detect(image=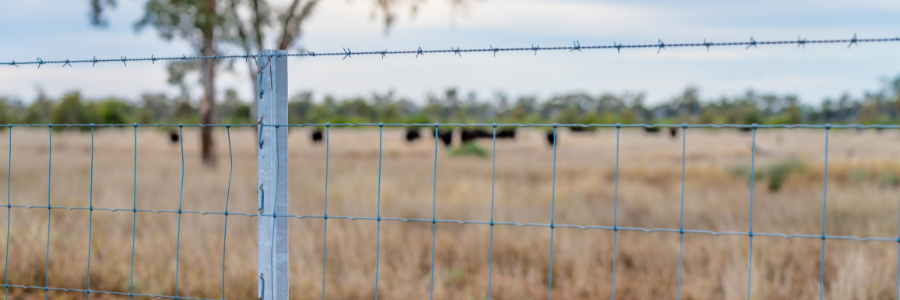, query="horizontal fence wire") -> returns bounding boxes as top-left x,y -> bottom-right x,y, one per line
2,122 -> 900,129
2,122 -> 899,300
2,36 -> 898,67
